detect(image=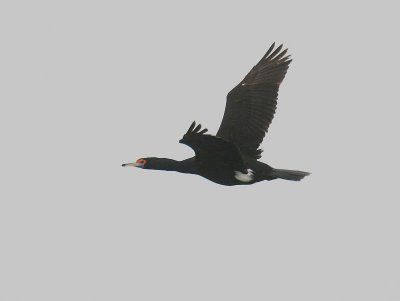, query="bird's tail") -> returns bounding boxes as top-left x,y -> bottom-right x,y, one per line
270,168 -> 310,181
